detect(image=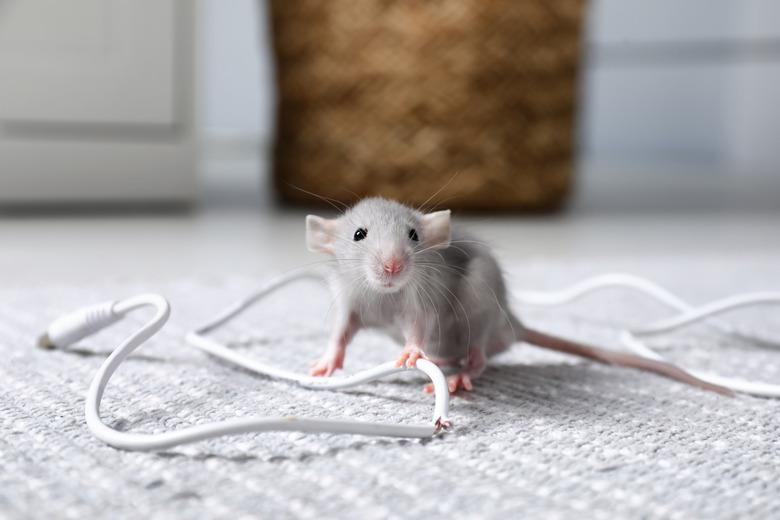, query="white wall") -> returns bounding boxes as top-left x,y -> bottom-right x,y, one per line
584,0 -> 780,175
199,0 -> 271,139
